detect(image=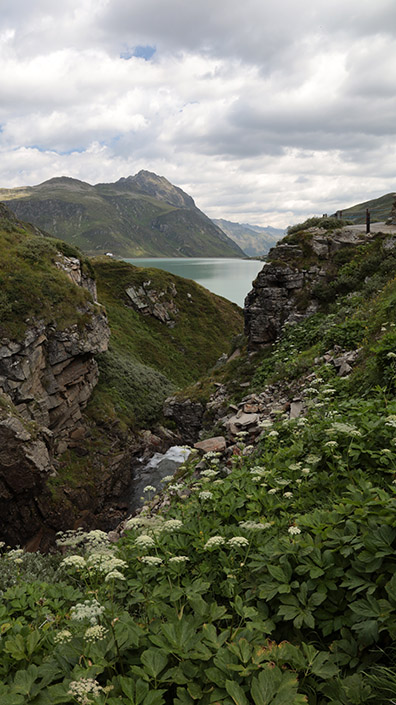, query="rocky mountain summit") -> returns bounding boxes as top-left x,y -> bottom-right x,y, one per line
0,171 -> 245,258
